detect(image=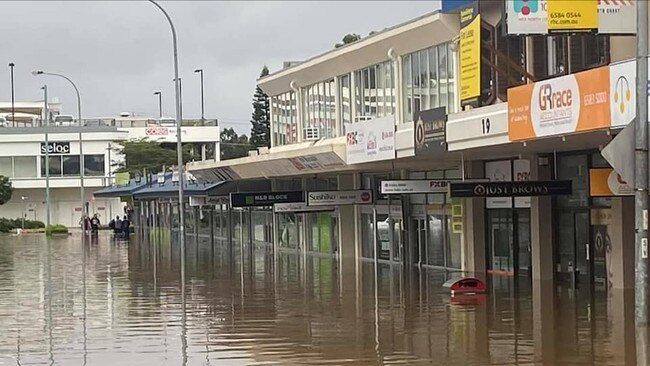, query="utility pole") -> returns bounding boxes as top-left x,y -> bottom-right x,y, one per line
635,0 -> 649,363
43,85 -> 51,227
